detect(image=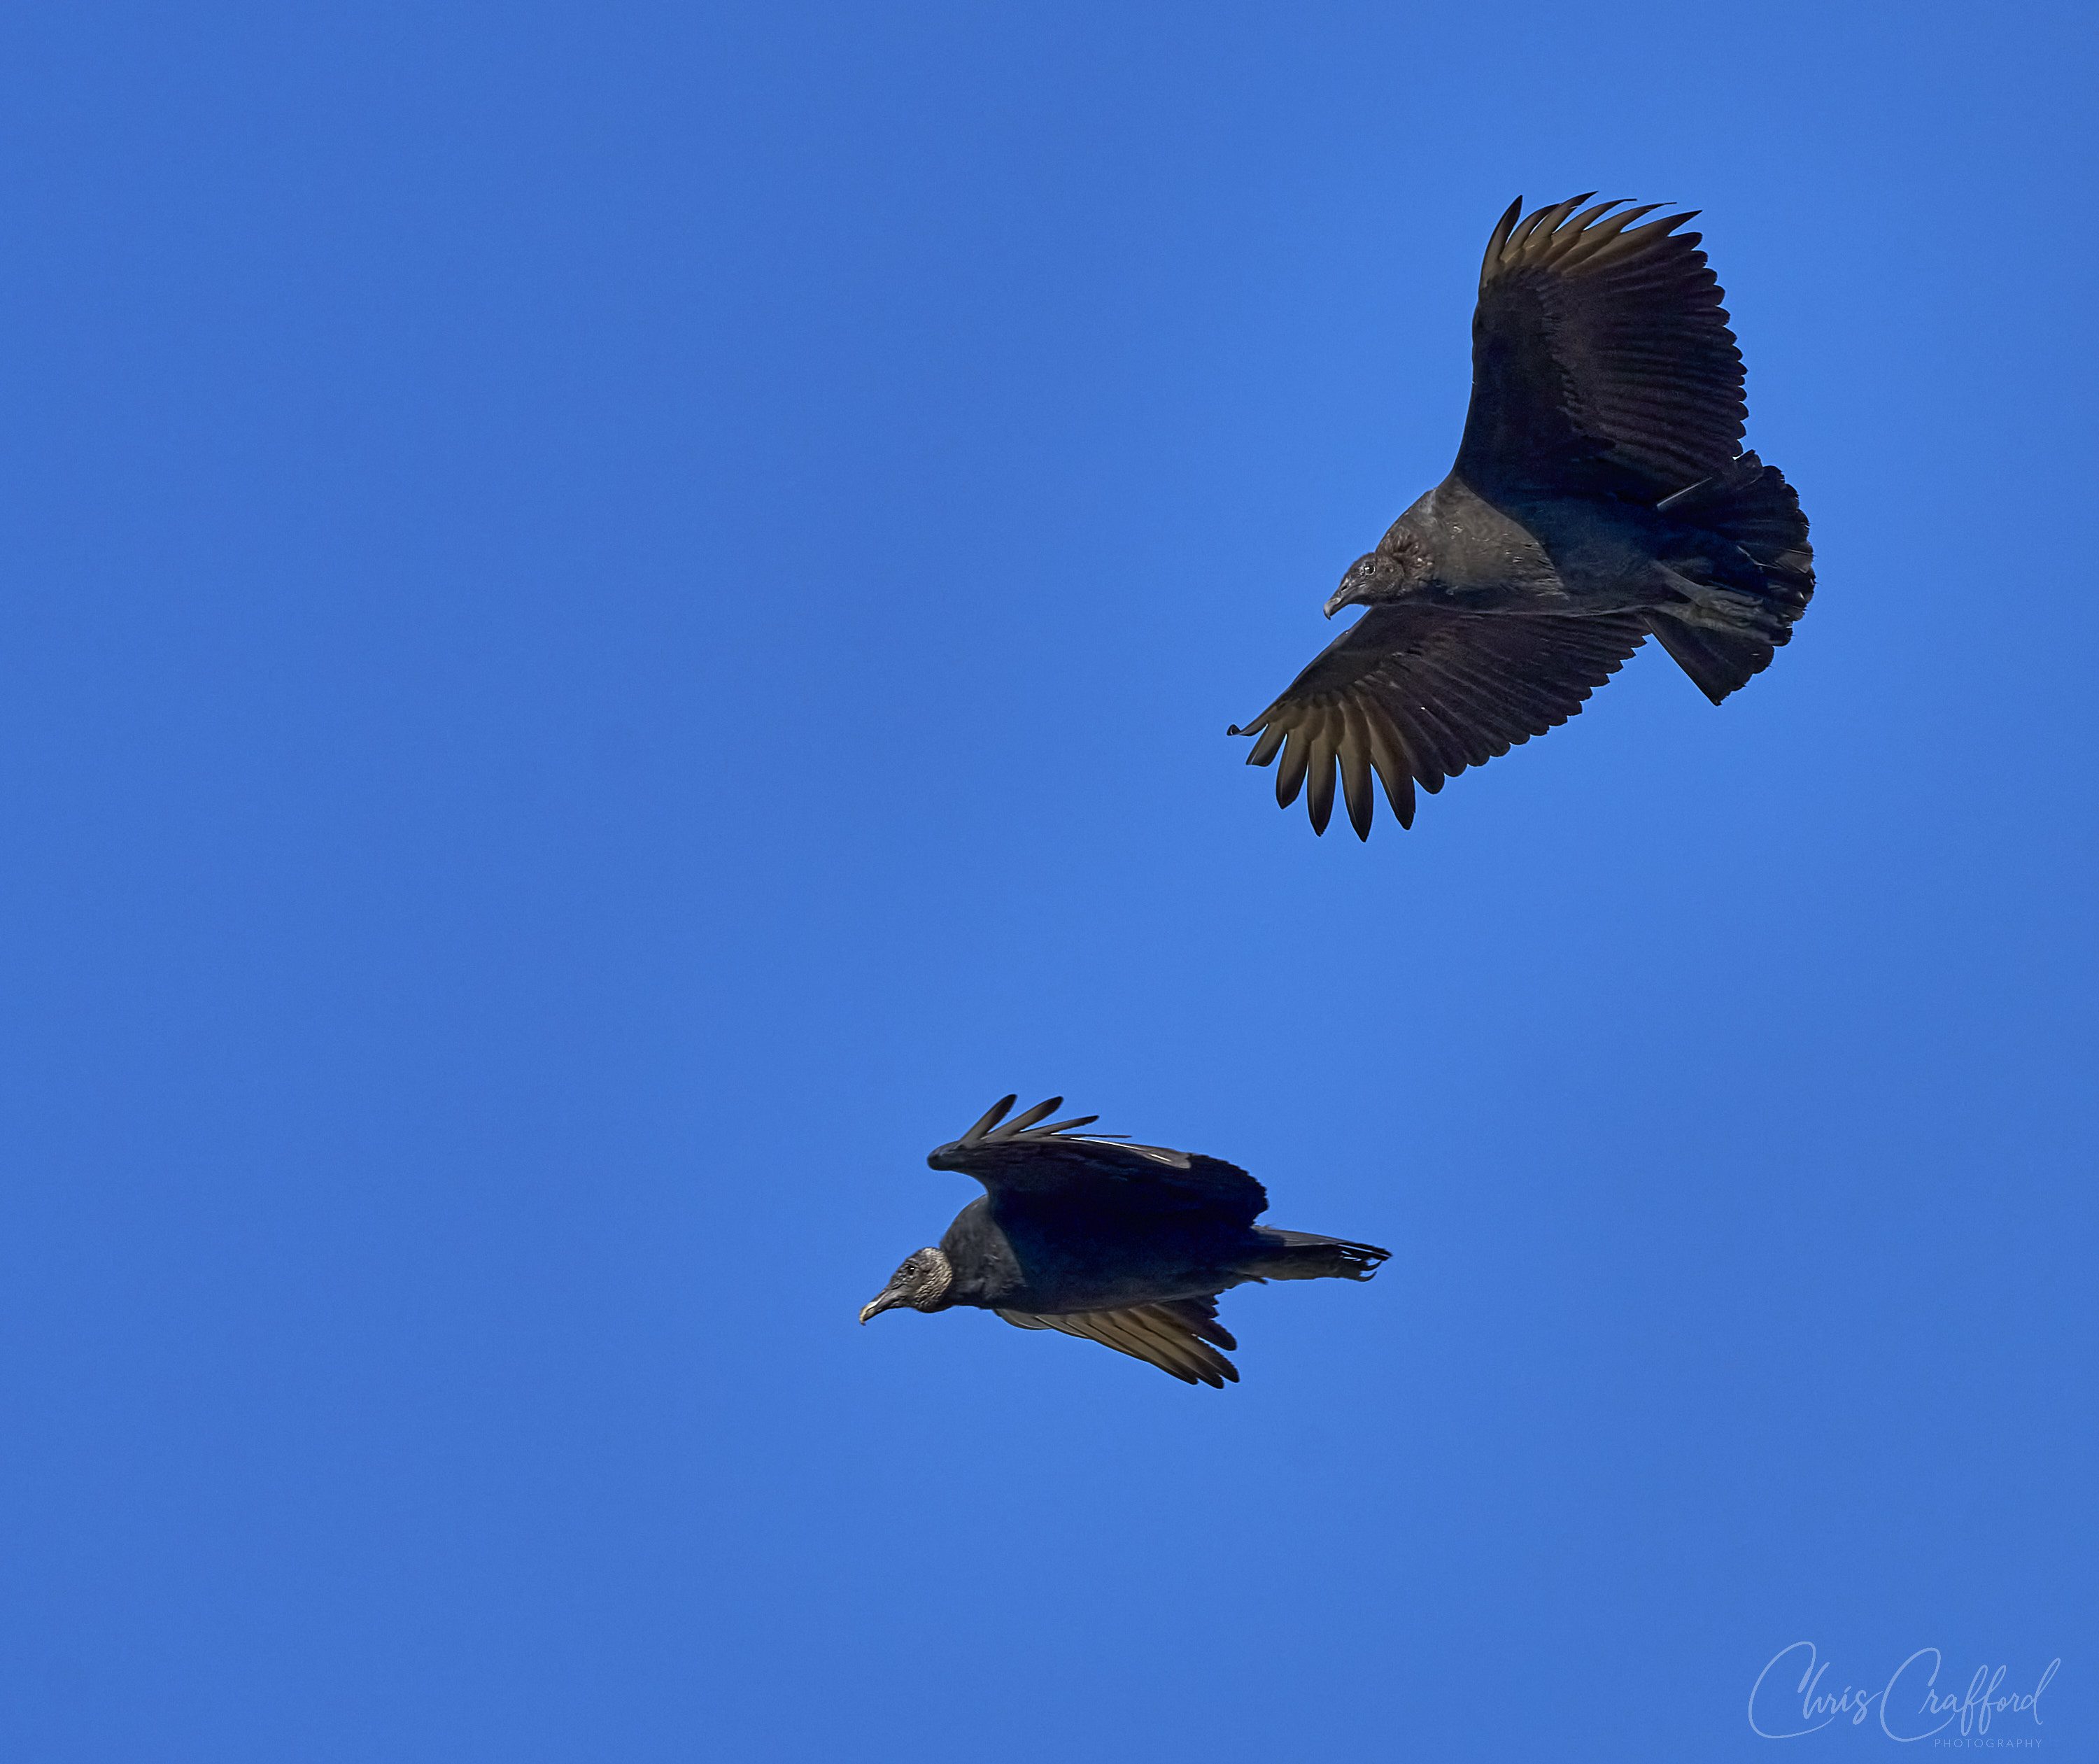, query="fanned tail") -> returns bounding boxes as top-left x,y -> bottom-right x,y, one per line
1648,451 -> 1814,704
